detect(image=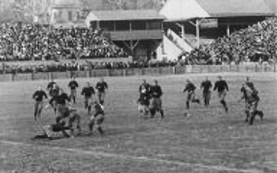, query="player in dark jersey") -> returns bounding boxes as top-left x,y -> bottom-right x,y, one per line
81,82 -> 95,114
183,80 -> 200,109
139,79 -> 151,96
68,77 -> 79,104
47,79 -> 56,95
214,76 -> 229,112
88,101 -> 105,136
96,78 -> 108,105
48,82 -> 60,112
137,93 -> 151,118
54,89 -> 71,123
200,77 -> 212,107
149,80 -> 164,119
32,86 -> 48,121
240,78 -> 264,125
